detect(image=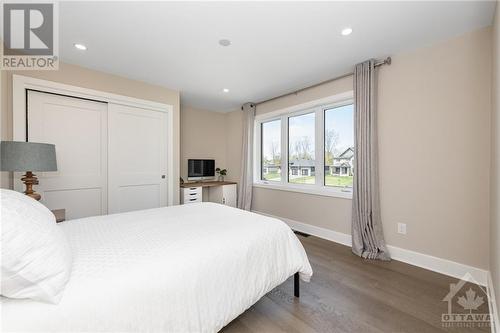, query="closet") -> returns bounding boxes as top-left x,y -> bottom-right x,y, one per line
26,90 -> 169,220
